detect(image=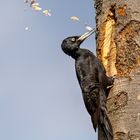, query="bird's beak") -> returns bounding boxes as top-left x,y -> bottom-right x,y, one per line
77,29 -> 95,42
